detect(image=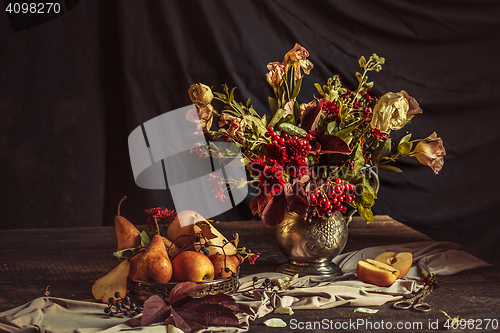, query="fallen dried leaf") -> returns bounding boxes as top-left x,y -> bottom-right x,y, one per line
263,318 -> 287,327
354,307 -> 379,314
141,295 -> 171,326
